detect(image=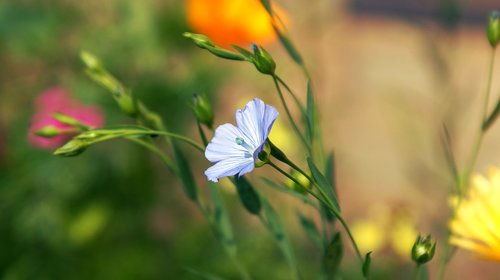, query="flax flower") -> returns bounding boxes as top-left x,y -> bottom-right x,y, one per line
186,0 -> 285,48
205,98 -> 278,182
449,167 -> 500,261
